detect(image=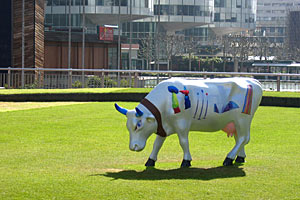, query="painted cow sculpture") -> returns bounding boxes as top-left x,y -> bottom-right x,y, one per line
115,78 -> 262,167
